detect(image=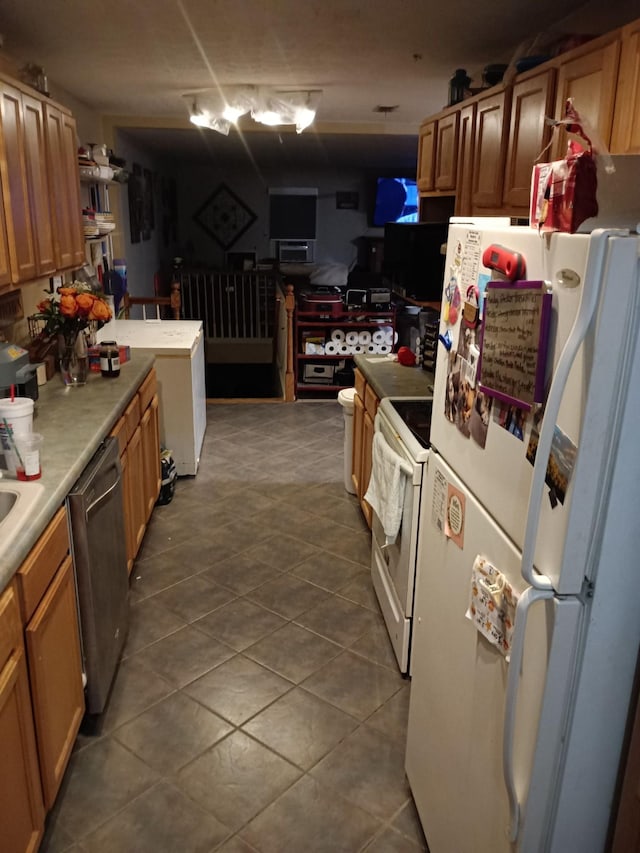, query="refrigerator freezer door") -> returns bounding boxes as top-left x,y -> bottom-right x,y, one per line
406,452 -> 584,853
431,225 -> 636,592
